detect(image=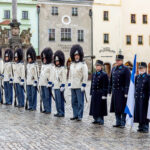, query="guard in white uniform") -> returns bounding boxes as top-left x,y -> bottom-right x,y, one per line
0,47 -> 4,104
3,49 -> 13,105
26,47 -> 39,111
39,48 -> 54,114
53,50 -> 66,117
68,45 -> 88,121
13,48 -> 25,107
